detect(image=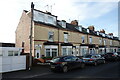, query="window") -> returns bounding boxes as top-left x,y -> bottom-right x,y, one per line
68,48 -> 72,55
62,48 -> 67,56
52,49 -> 57,57
76,27 -> 82,31
8,51 -> 13,56
81,36 -> 85,43
48,32 -> 54,42
71,56 -> 78,61
34,10 -> 57,26
58,21 -> 66,28
104,40 -> 106,45
14,51 -> 19,56
81,46 -> 88,56
45,46 -> 58,57
34,11 -> 45,22
97,32 -> 99,35
0,51 -> 3,56
99,38 -> 102,44
64,33 -> 68,43
62,21 -> 66,28
47,15 -> 54,24
110,40 -> 112,45
87,29 -> 89,33
62,46 -> 72,56
89,37 -> 92,44
64,57 -> 72,61
46,49 -> 50,57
